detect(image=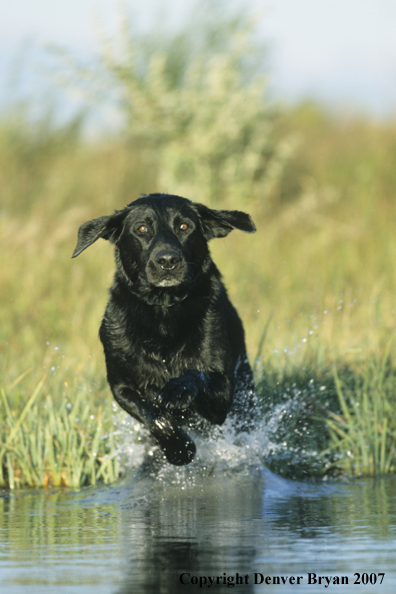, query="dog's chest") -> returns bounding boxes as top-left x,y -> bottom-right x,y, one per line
135,347 -> 196,397
137,308 -> 206,361
143,344 -> 195,376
